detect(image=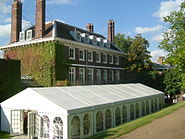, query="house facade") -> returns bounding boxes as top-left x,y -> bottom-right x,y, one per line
0,0 -> 127,87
